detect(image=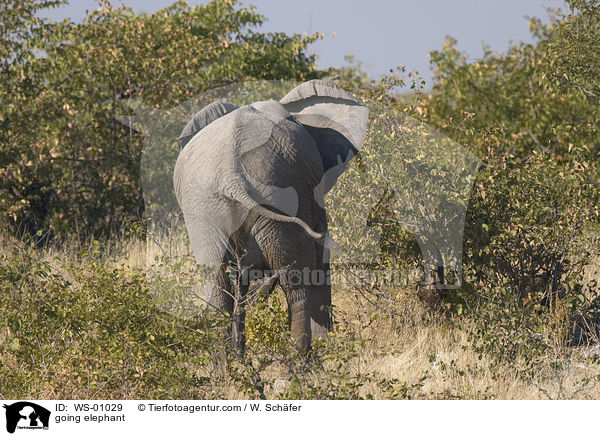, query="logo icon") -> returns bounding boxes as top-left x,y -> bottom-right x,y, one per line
3,402 -> 50,434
